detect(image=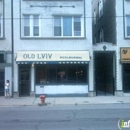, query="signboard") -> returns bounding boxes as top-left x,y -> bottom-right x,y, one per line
120,48 -> 130,62
16,51 -> 90,63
